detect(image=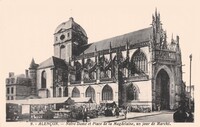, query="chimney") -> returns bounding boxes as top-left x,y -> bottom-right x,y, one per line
25,69 -> 29,78
9,72 -> 14,77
